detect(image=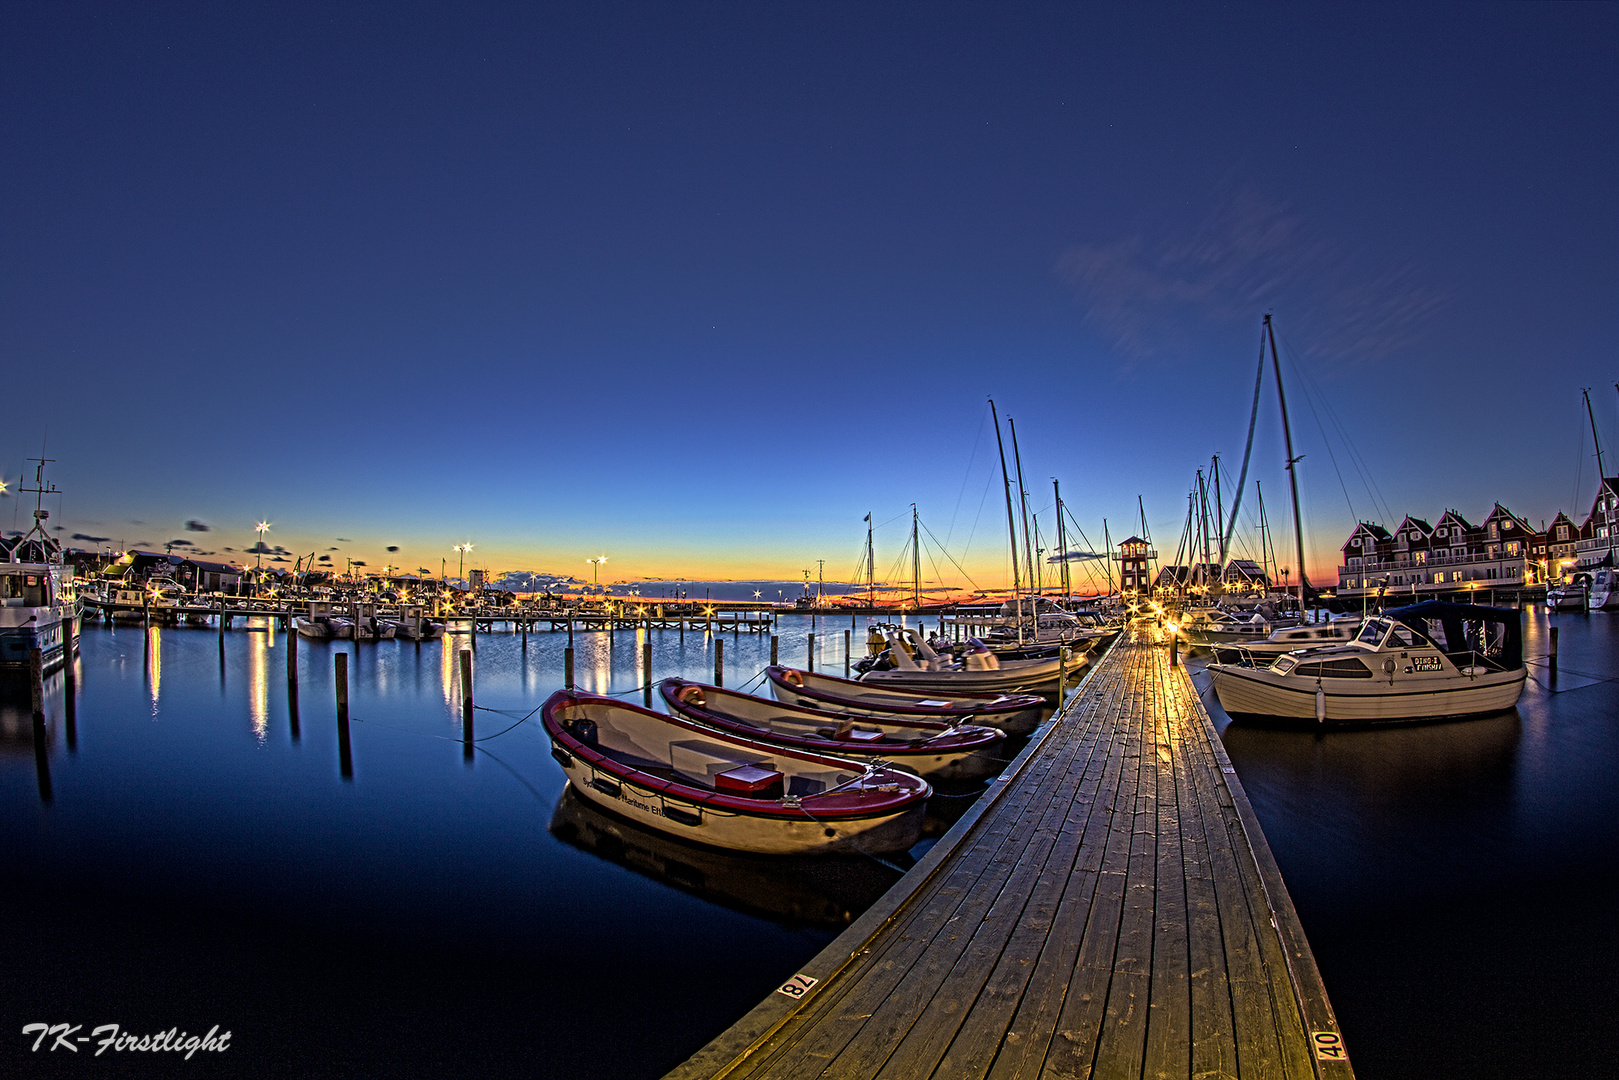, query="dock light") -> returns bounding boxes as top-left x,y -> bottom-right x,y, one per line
1165,622 -> 1179,634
